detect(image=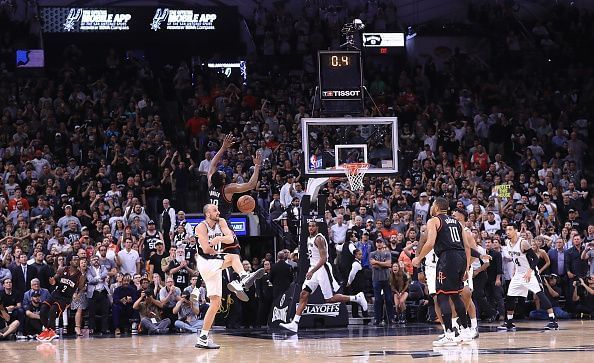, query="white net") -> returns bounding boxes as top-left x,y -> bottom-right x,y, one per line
343,163 -> 369,191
